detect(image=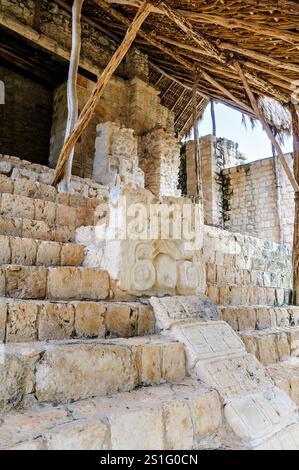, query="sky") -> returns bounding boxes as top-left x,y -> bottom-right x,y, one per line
195,102 -> 293,163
